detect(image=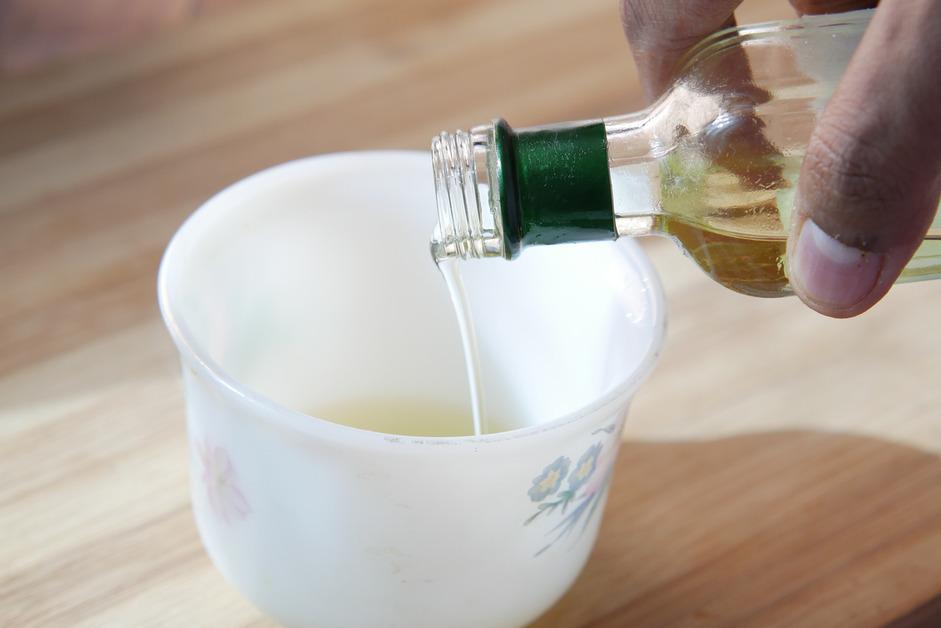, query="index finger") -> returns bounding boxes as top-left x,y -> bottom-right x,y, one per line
620,0 -> 744,102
